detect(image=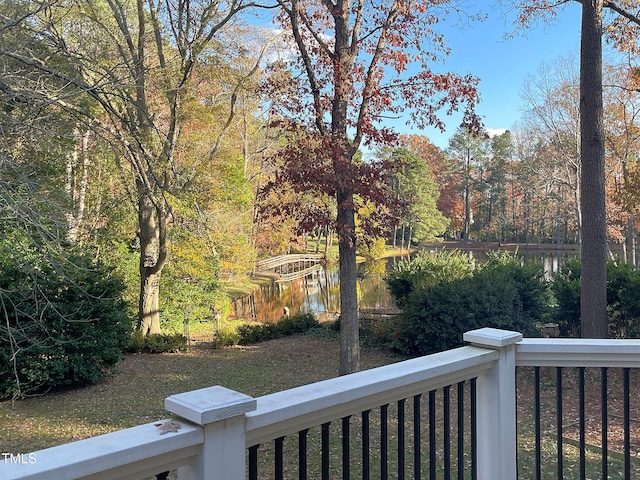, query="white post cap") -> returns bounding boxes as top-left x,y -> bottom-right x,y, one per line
463,327 -> 523,348
165,386 -> 256,426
